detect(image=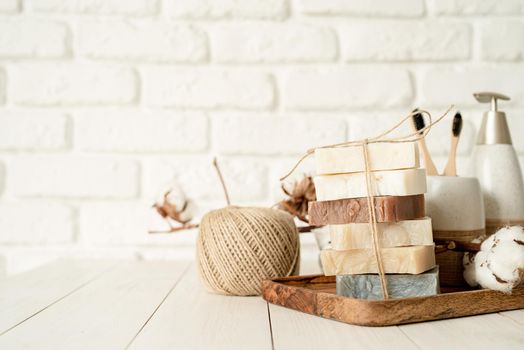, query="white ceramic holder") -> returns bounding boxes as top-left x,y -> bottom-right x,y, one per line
426,176 -> 485,232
